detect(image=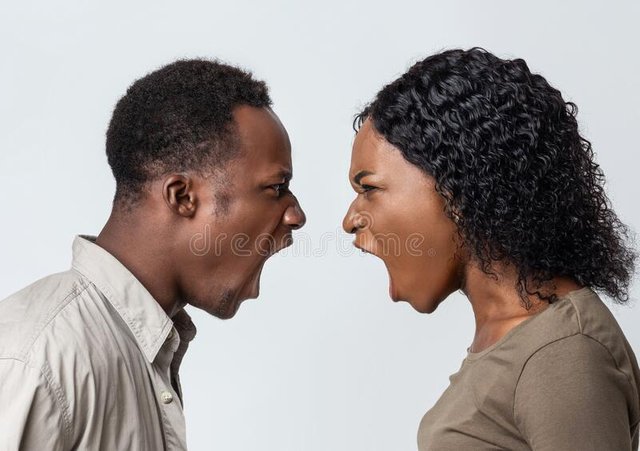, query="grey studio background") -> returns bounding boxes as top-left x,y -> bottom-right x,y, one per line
1,1 -> 639,450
